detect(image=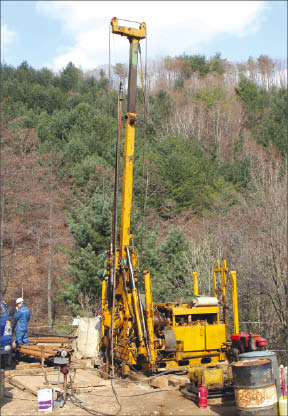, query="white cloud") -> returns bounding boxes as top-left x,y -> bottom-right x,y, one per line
36,1 -> 267,70
1,24 -> 17,49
